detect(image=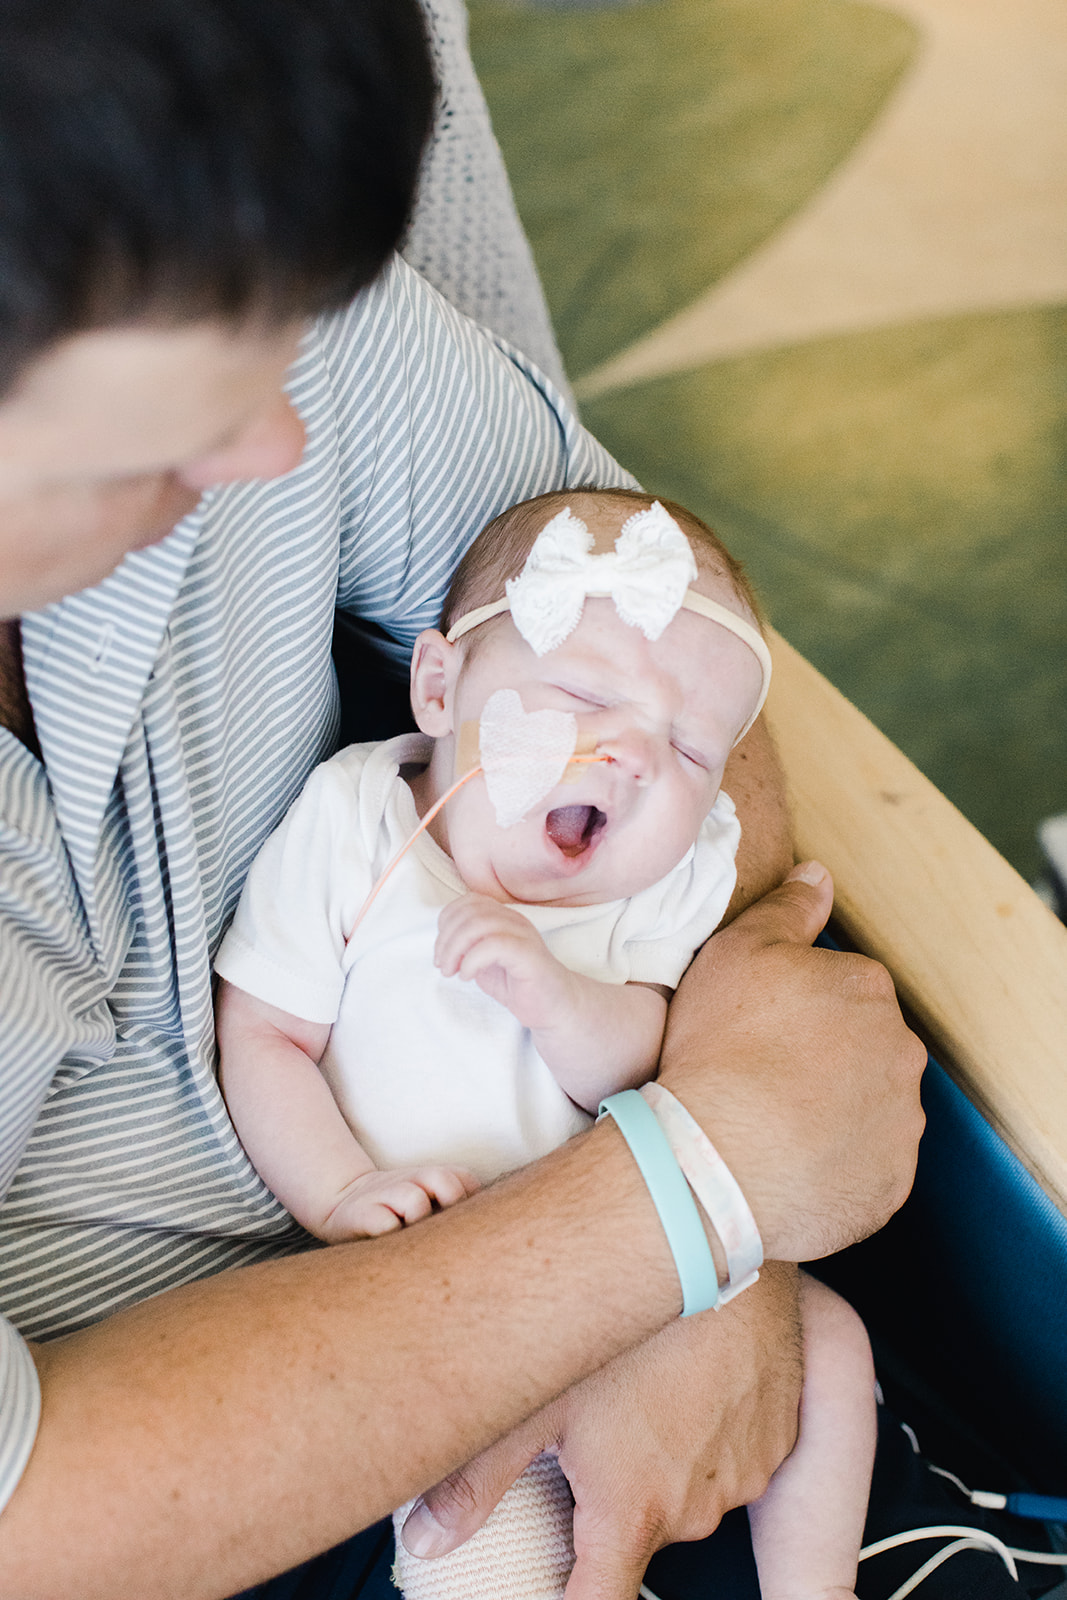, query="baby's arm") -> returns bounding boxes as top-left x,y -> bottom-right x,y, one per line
216,979 -> 479,1241
434,893 -> 668,1110
747,1273 -> 878,1600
